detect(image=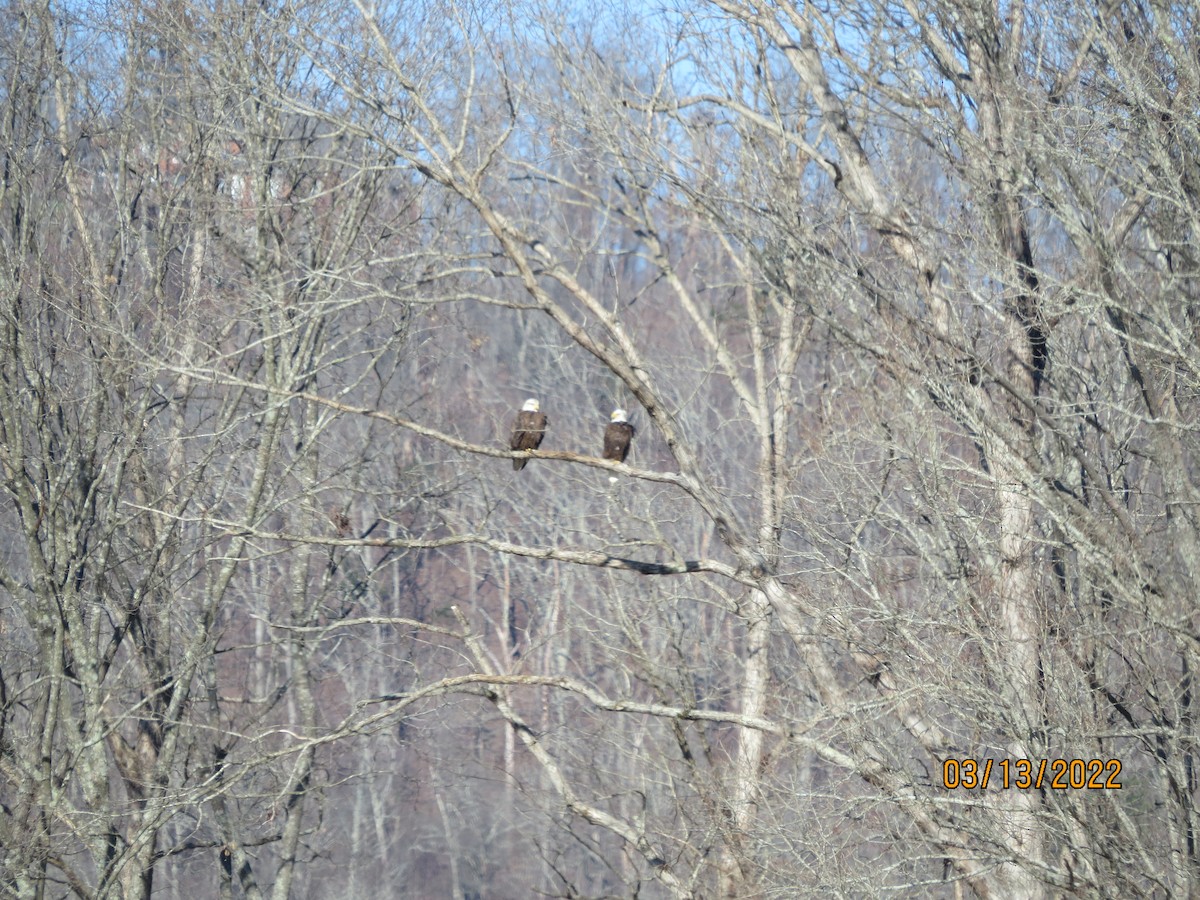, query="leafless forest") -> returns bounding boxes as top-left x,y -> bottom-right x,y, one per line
1,0 -> 1198,896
